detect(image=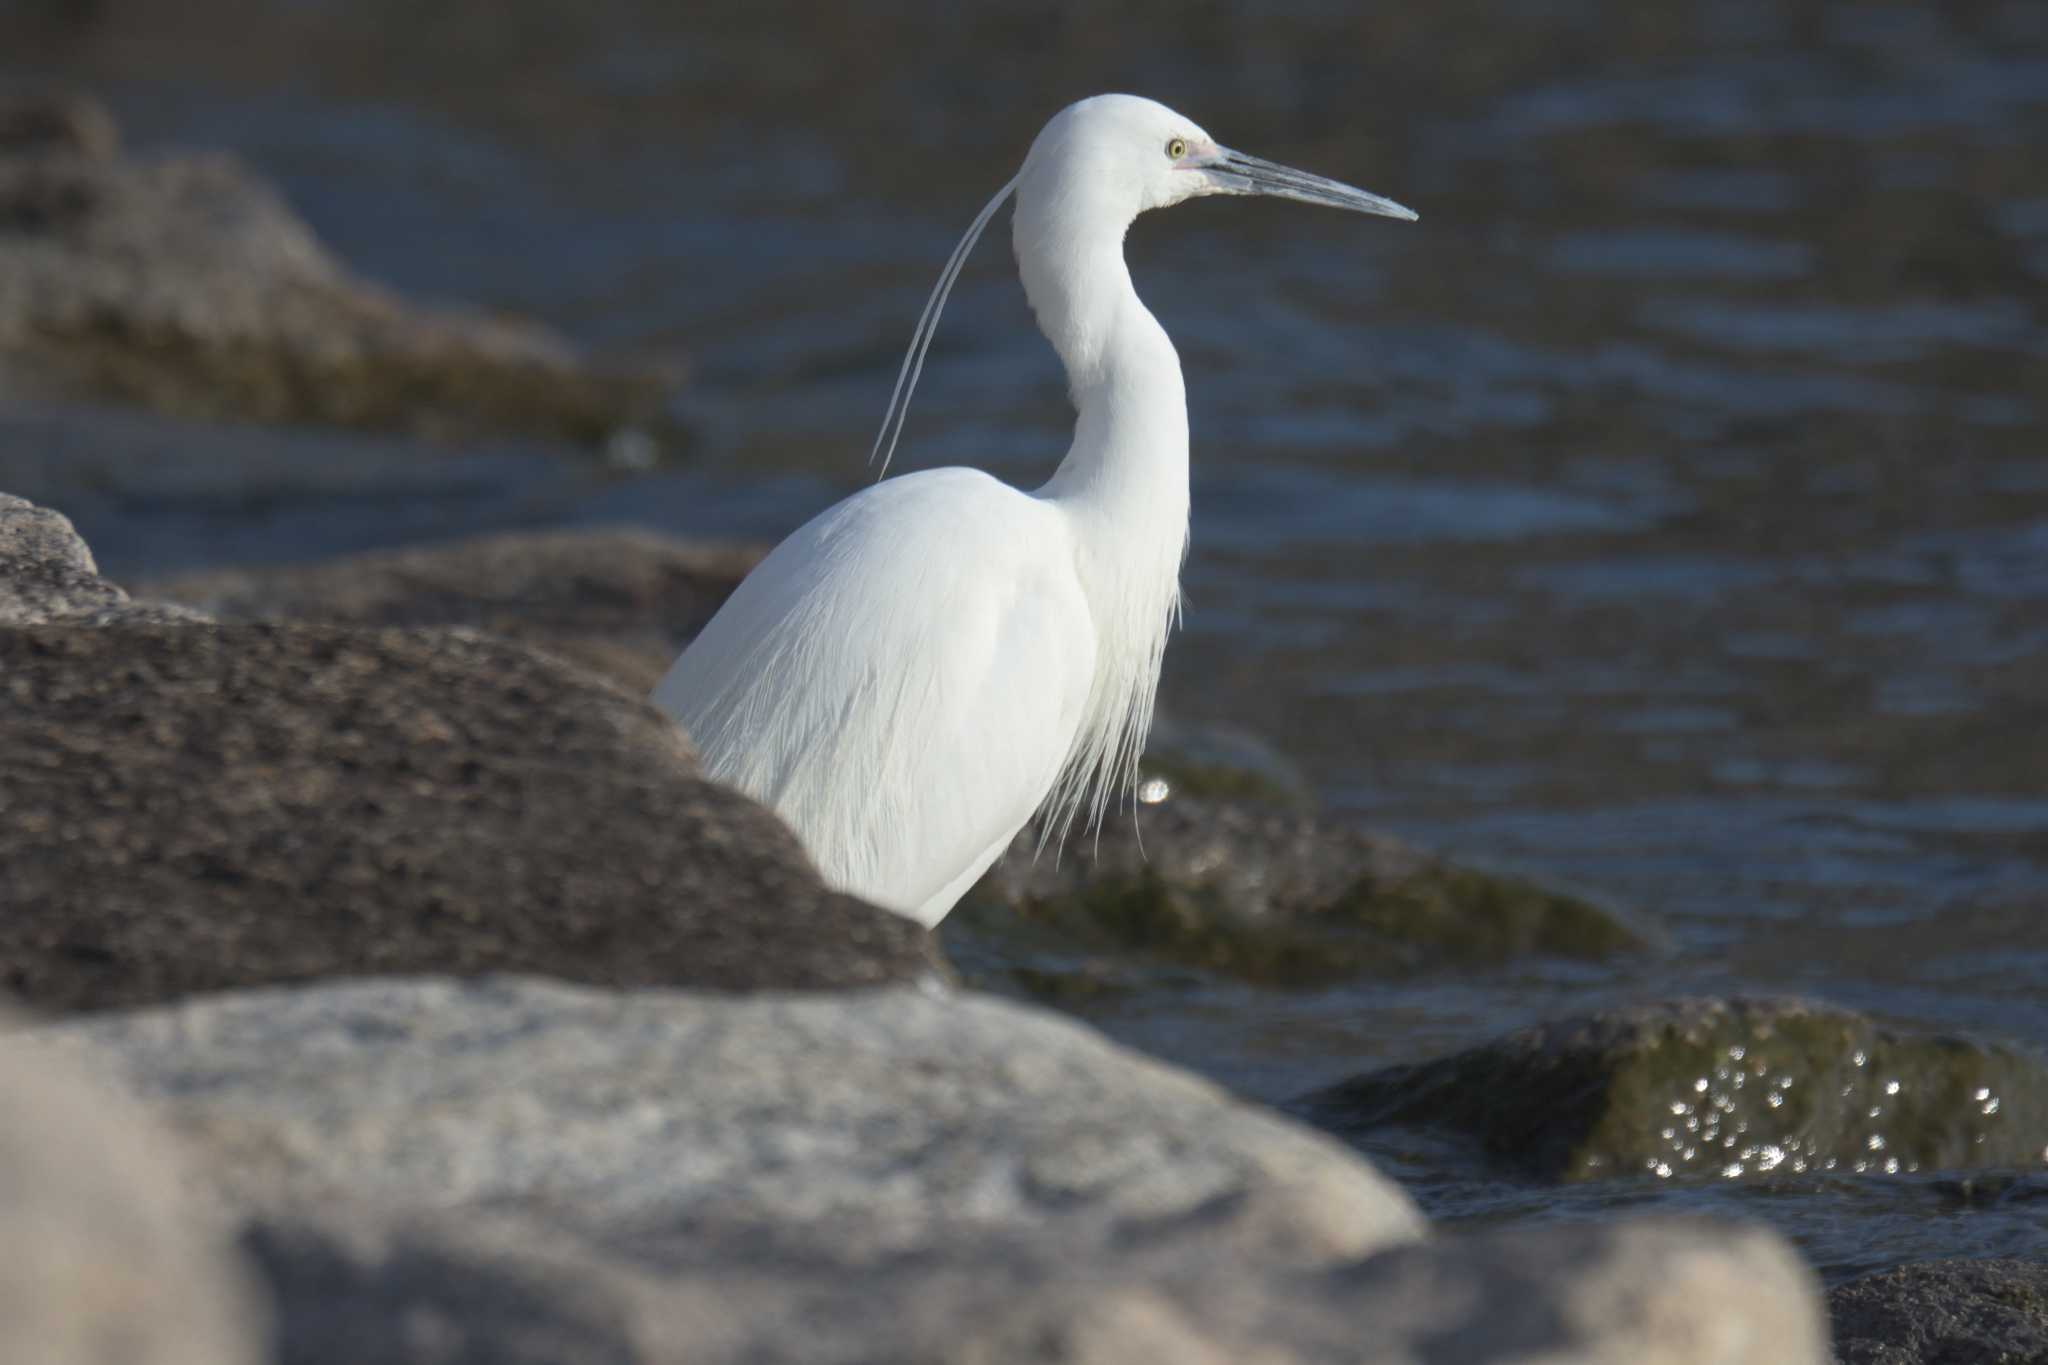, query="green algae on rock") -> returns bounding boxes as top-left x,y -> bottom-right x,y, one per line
959,797 -> 1646,989
1298,998 -> 2048,1183
0,94 -> 680,447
